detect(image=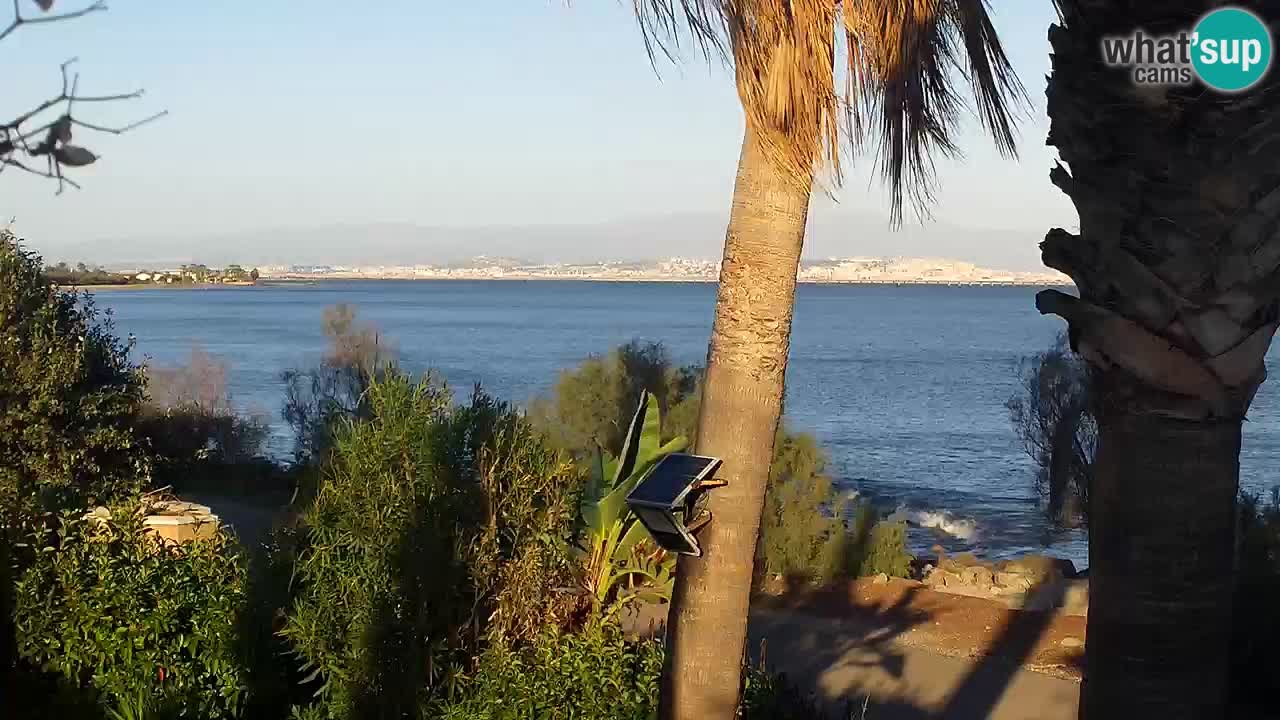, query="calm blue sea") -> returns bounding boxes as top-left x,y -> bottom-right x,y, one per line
93,280 -> 1280,567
